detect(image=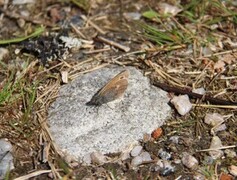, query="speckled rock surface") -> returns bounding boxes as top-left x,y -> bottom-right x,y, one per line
48,66 -> 171,160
